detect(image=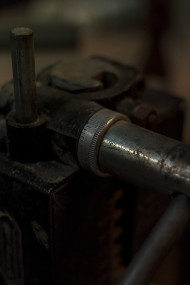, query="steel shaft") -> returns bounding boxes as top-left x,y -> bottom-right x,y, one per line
99,120 -> 190,197
10,27 -> 37,124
